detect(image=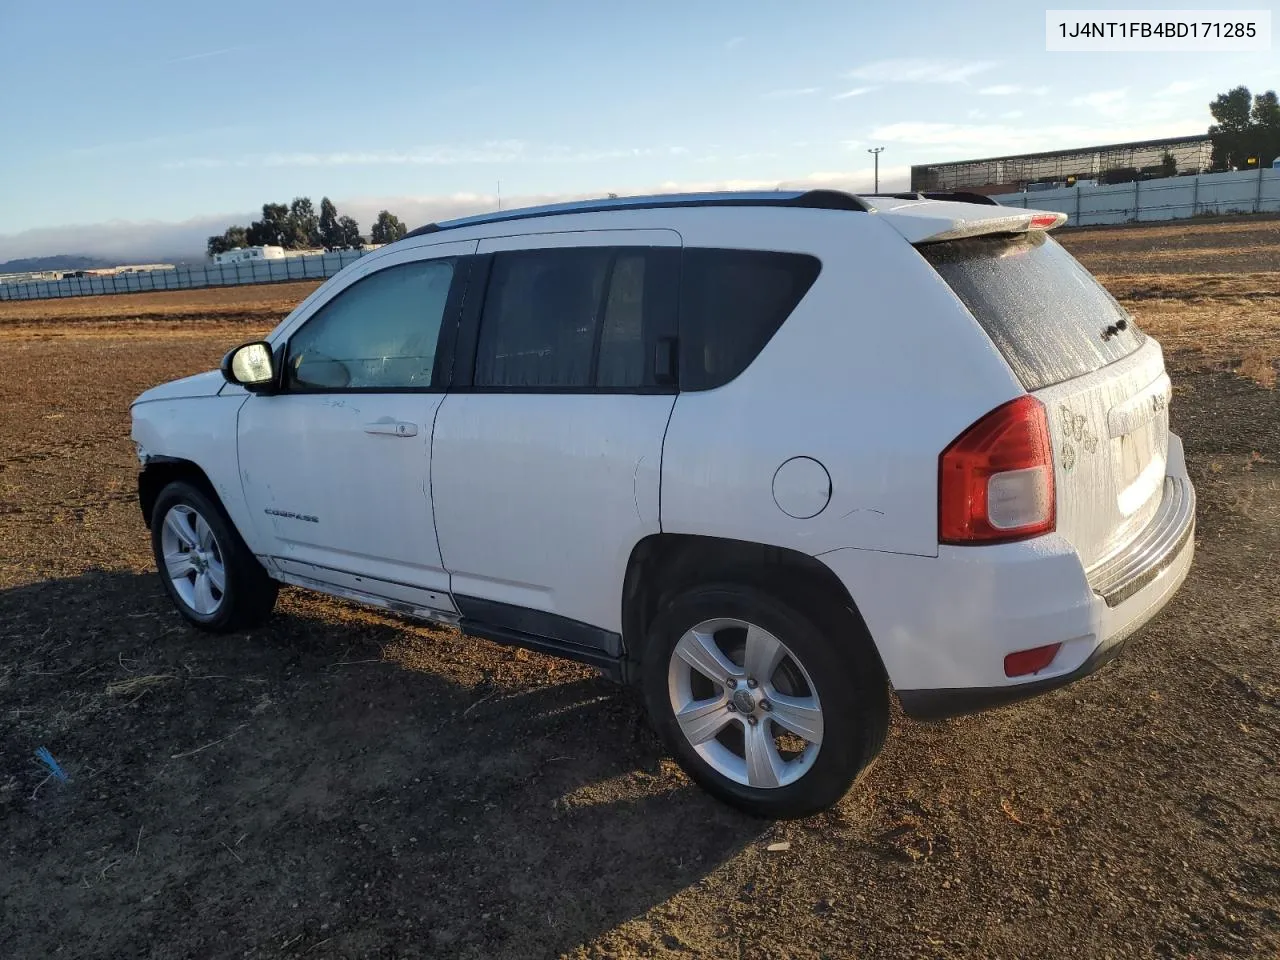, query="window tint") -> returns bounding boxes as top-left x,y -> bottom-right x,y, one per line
919,232 -> 1145,391
286,259 -> 455,391
473,247 -> 677,390
678,249 -> 822,391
